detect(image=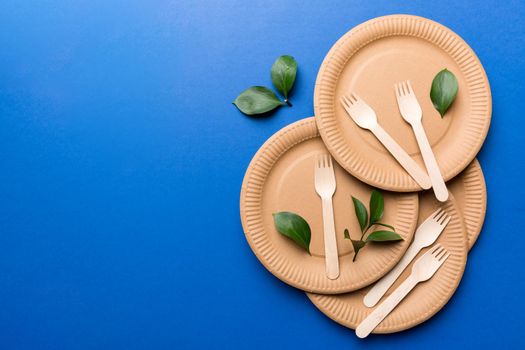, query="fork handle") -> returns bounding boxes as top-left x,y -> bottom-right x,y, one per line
356,275 -> 419,338
322,197 -> 339,280
411,122 -> 448,202
363,242 -> 421,307
370,125 -> 431,189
